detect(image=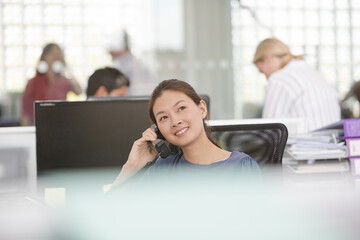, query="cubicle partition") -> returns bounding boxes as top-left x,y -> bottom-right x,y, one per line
0,126 -> 36,193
